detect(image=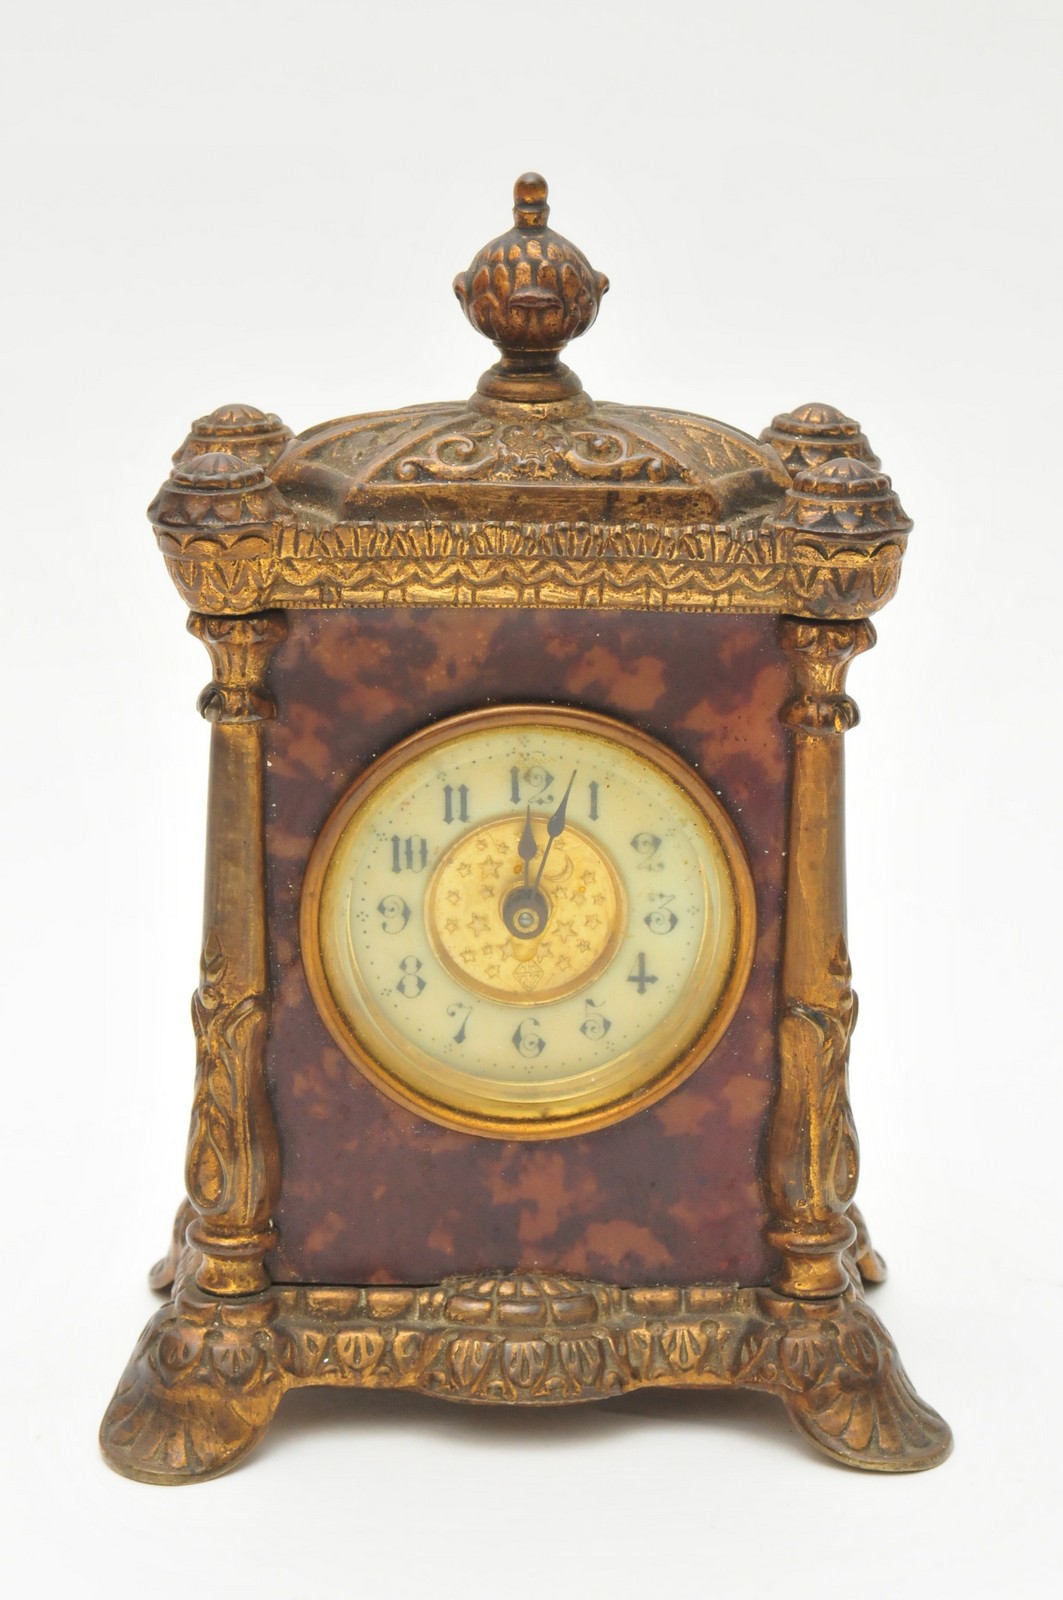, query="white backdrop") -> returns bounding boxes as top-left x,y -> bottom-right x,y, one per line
2,2 -> 1060,1595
